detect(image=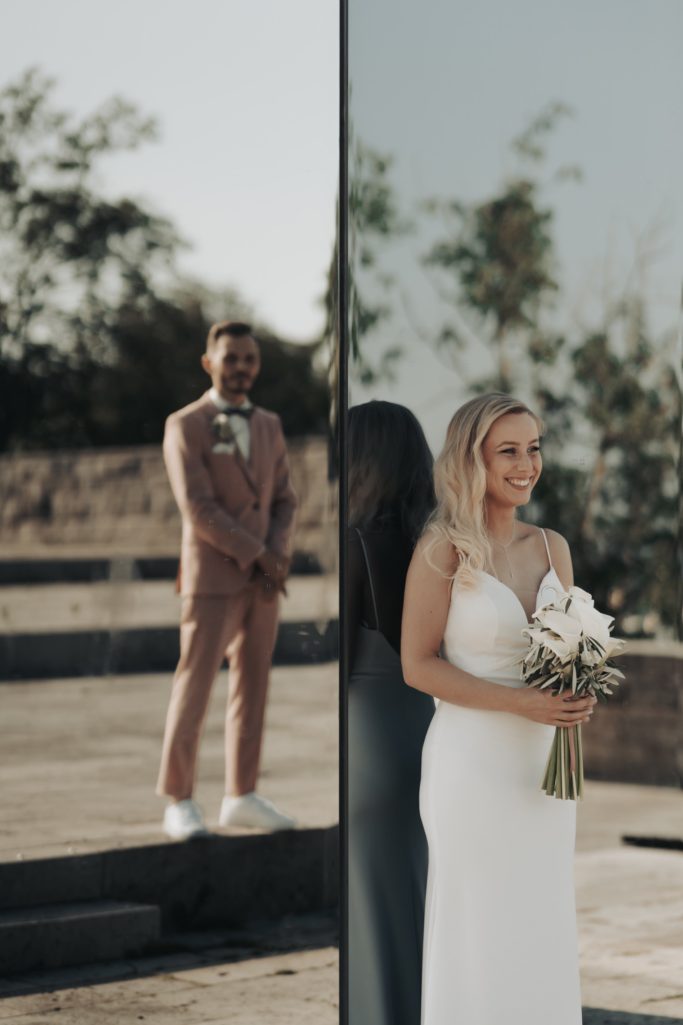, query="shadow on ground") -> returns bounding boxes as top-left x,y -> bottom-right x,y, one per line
0,911 -> 338,999
584,1010 -> 683,1024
